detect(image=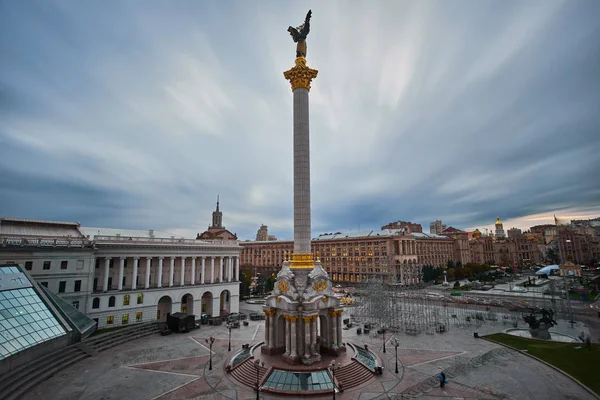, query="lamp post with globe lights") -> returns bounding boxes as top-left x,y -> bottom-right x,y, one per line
328,361 -> 341,400
205,336 -> 215,370
254,359 -> 264,400
227,322 -> 232,351
391,338 -> 400,373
